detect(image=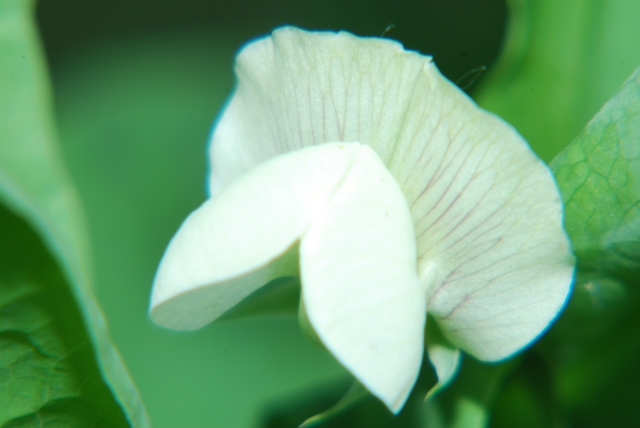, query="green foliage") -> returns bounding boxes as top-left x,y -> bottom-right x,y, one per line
545,65 -> 640,427
471,1 -> 640,423
0,205 -> 129,427
0,1 -> 149,425
551,66 -> 640,277
489,66 -> 640,428
475,0 -> 640,162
